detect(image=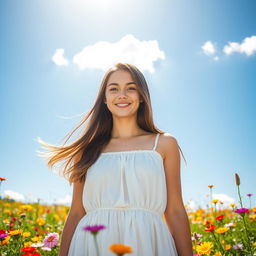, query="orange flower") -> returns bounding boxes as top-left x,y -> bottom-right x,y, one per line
109,244 -> 133,255
215,227 -> 229,234
225,244 -> 232,250
208,185 -> 214,188
0,177 -> 6,181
